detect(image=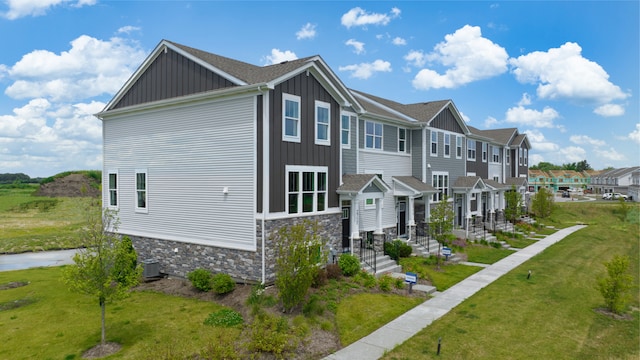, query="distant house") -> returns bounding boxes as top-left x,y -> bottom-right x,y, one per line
590,167 -> 640,195
97,40 -> 531,283
628,169 -> 640,202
